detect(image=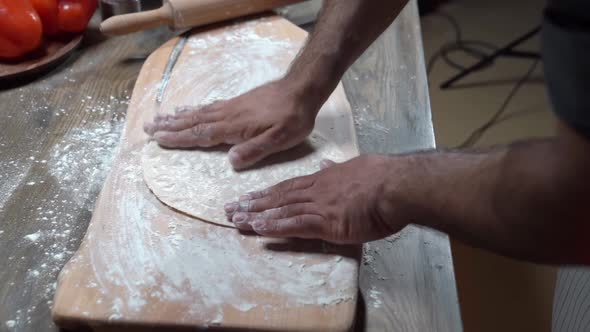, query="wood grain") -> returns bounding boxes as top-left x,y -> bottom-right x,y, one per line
0,18 -> 175,332
0,2 -> 462,331
552,268 -> 590,332
52,16 -> 360,332
341,2 -> 463,331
